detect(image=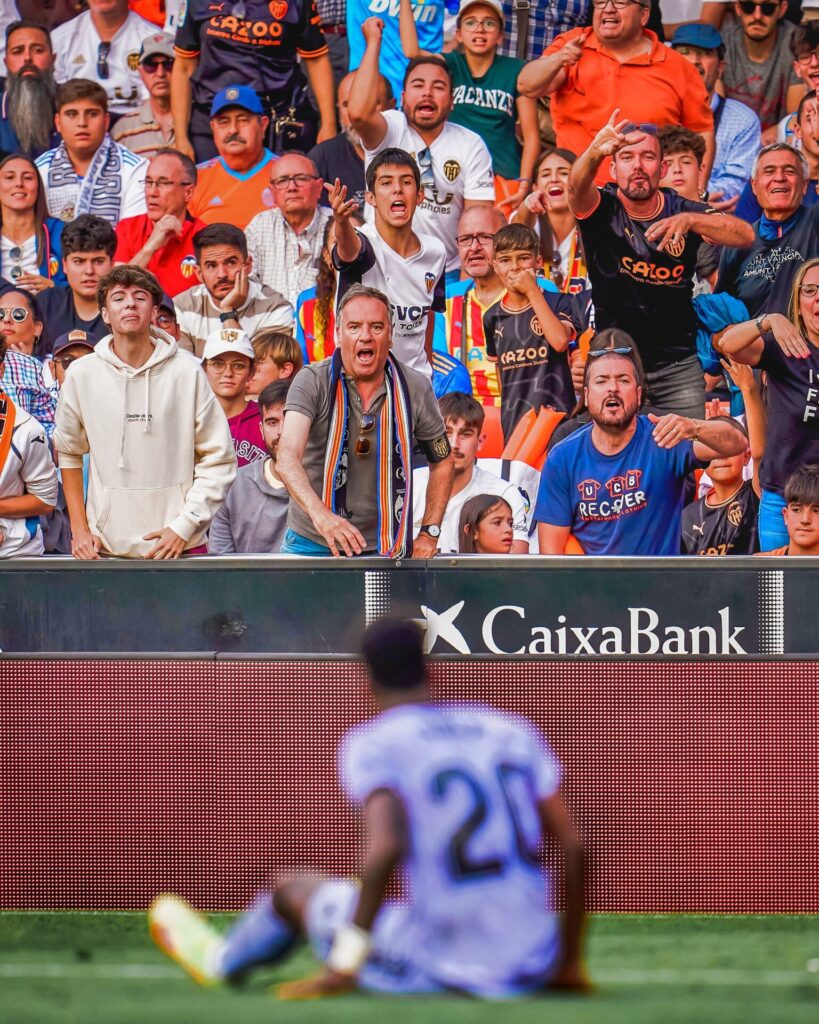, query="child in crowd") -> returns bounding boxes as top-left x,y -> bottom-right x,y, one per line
201,328 -> 265,468
681,357 -> 764,556
512,148 -> 589,294
484,224 -> 577,441
458,493 -> 514,554
398,0 -> 539,215
247,331 -> 303,397
758,465 -> 819,557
